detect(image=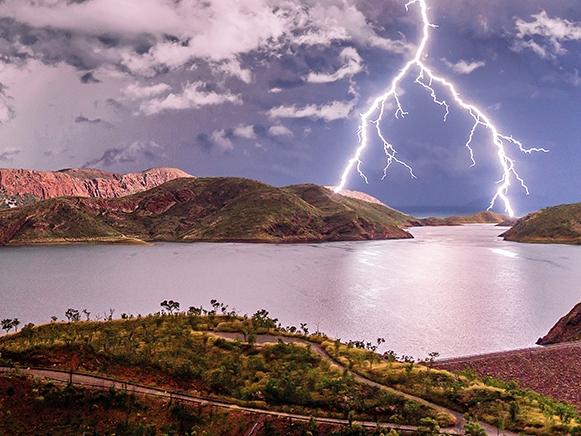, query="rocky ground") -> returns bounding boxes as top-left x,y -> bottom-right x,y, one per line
435,341 -> 581,411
